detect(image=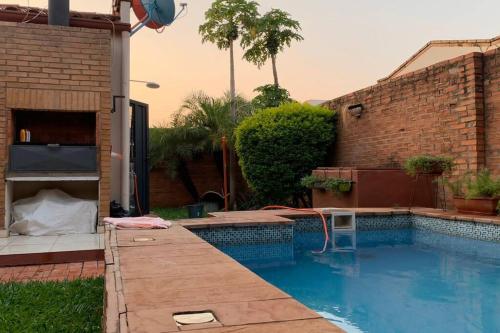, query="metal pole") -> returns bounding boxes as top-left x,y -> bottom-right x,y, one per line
120,1 -> 131,211
222,136 -> 229,212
